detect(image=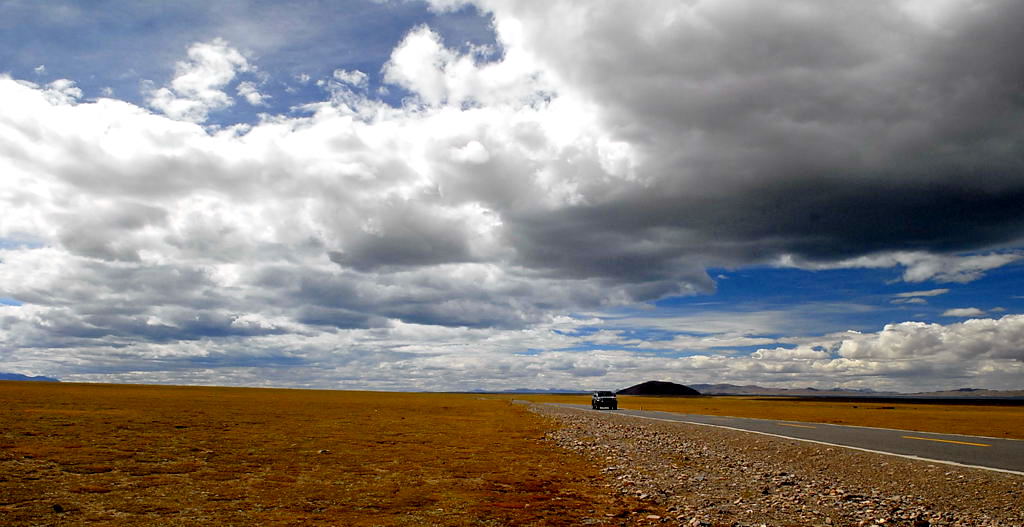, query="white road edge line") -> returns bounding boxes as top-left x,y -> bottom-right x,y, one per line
624,407 -> 1021,442
549,403 -> 1022,442
548,405 -> 1024,477
760,416 -> 1022,442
